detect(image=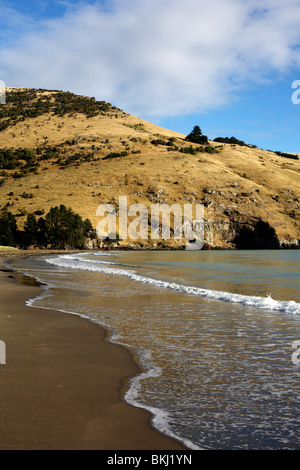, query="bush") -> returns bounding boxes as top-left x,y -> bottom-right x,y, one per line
274,151 -> 299,160
103,151 -> 128,160
179,145 -> 218,155
213,136 -> 246,146
179,146 -> 198,155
